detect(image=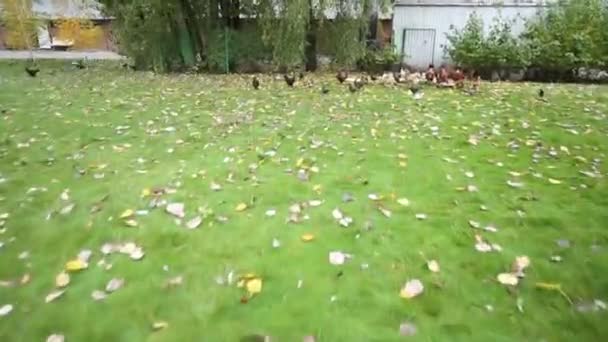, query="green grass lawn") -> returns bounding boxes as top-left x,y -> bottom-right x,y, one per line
1,61 -> 607,341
